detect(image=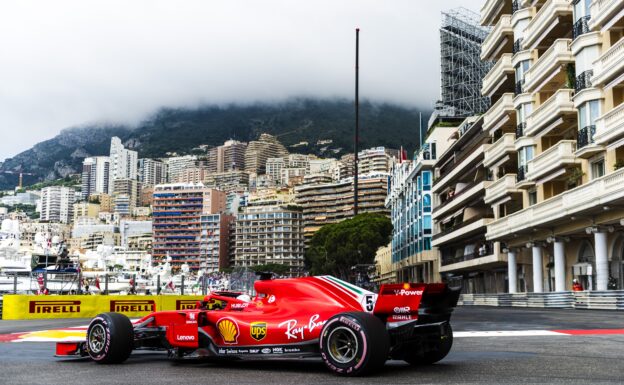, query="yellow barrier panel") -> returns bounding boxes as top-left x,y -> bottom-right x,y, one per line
2,295 -> 205,320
